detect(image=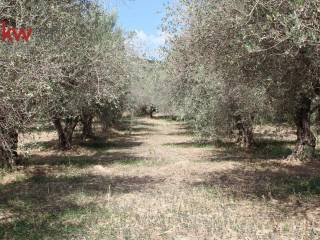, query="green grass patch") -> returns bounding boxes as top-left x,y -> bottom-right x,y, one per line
271,176 -> 320,198
0,206 -> 96,240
